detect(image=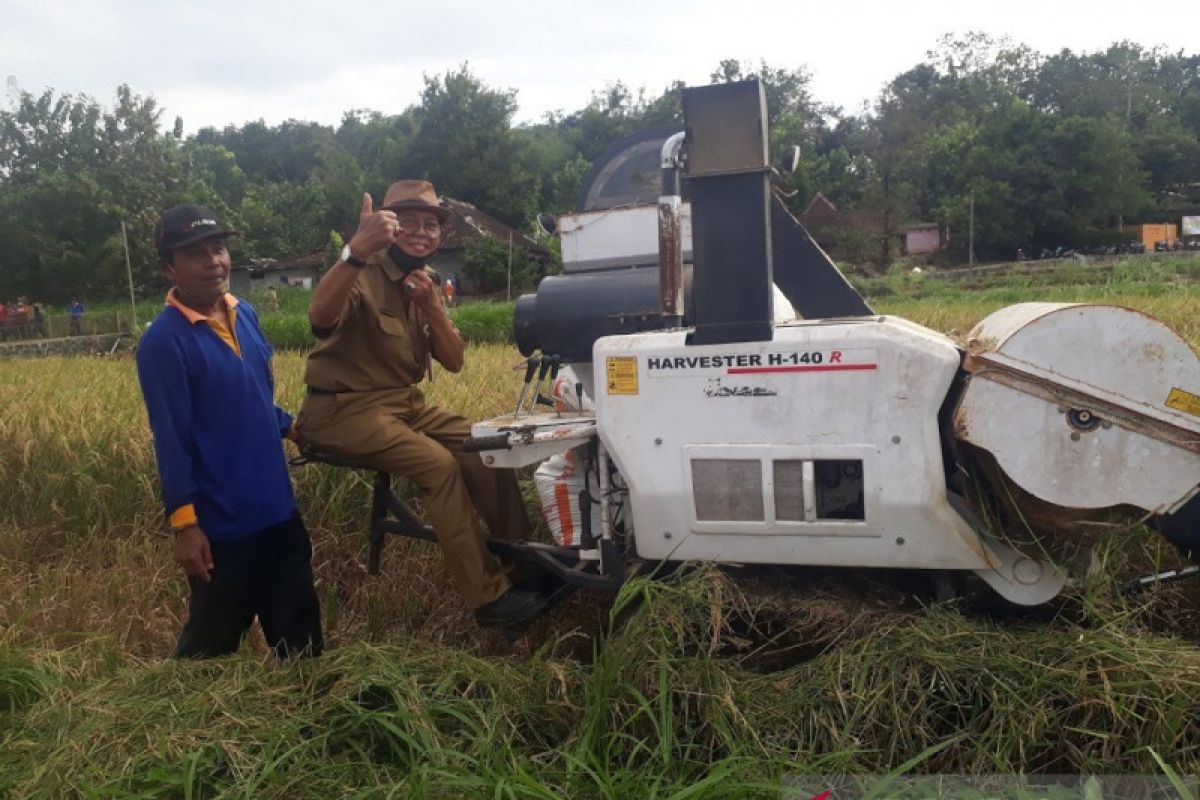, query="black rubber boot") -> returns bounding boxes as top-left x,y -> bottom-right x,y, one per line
474,588 -> 549,629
